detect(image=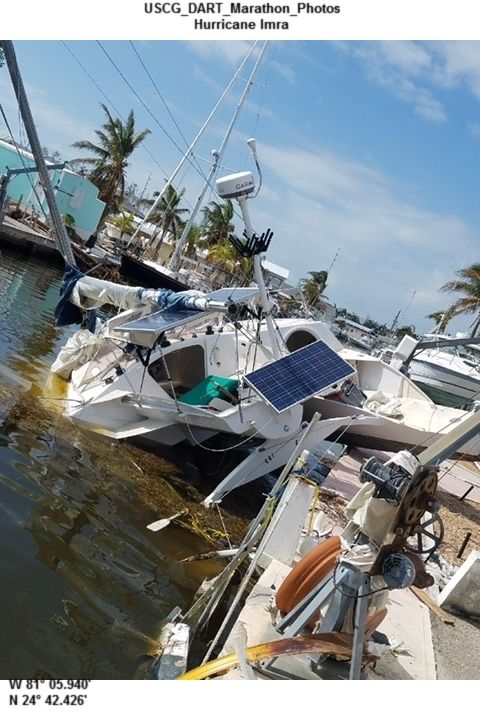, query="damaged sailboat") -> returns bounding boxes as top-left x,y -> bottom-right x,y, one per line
50,154 -> 480,505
